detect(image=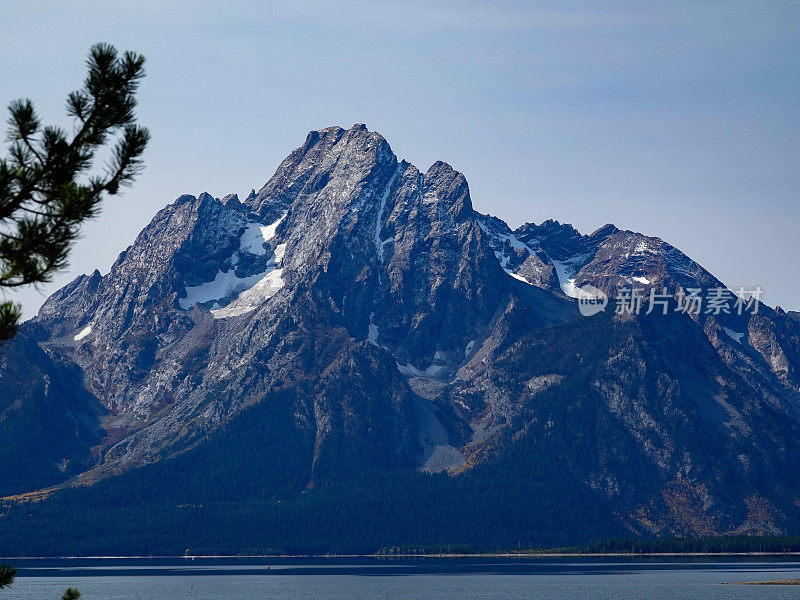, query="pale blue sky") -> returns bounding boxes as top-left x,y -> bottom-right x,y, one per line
2,1 -> 798,317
